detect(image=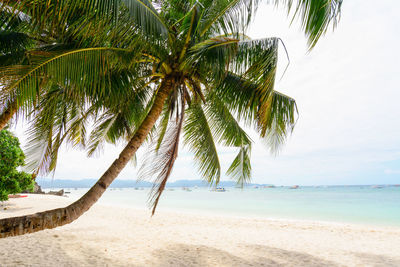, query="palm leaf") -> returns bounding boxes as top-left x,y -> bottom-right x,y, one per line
120,0 -> 169,38
3,0 -> 169,40
259,90 -> 298,153
0,47 -> 132,110
274,0 -> 342,48
87,113 -> 118,157
0,31 -> 32,54
139,92 -> 186,215
226,144 -> 251,187
214,73 -> 297,152
205,94 -> 251,147
24,85 -> 89,174
204,94 -> 253,186
198,0 -> 261,36
183,102 -> 221,185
